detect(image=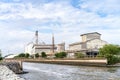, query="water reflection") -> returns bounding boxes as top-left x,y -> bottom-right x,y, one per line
19,62 -> 120,80
107,67 -> 117,73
